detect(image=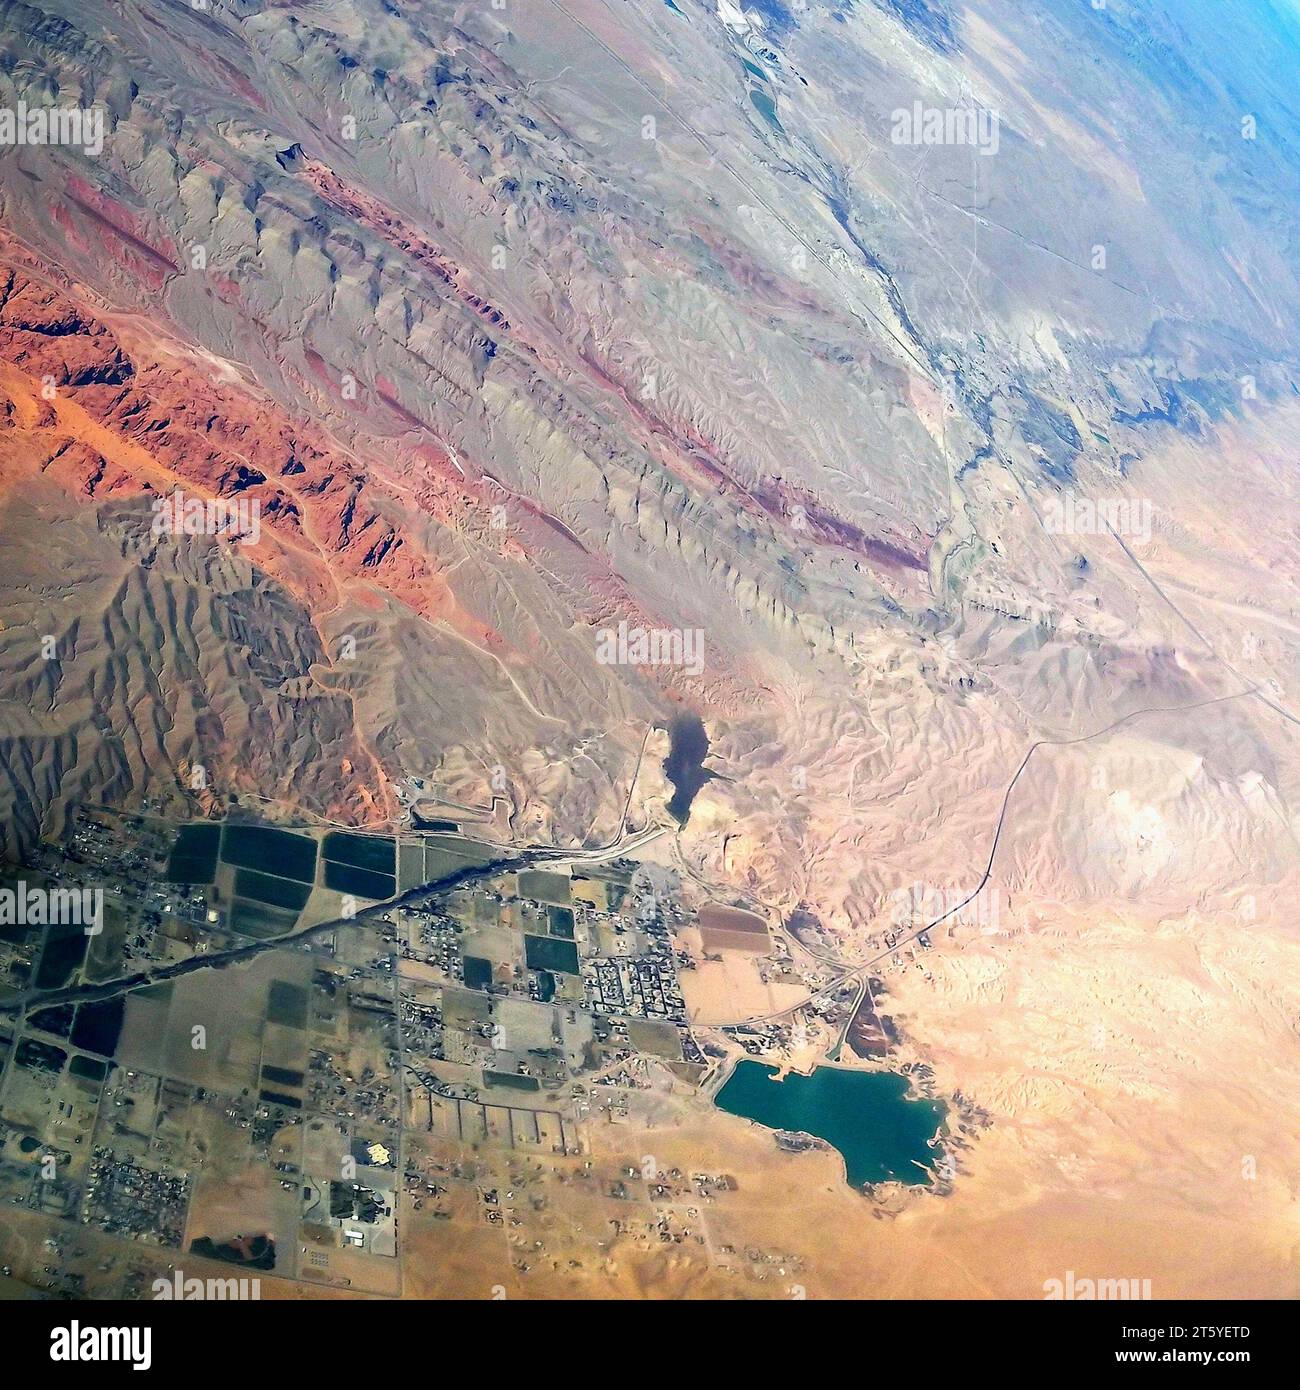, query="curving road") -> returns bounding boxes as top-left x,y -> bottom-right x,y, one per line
714,684 -> 1258,1033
